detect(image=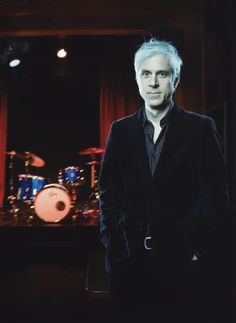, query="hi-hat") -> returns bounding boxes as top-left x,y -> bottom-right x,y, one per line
79,147 -> 104,155
6,151 -> 45,167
